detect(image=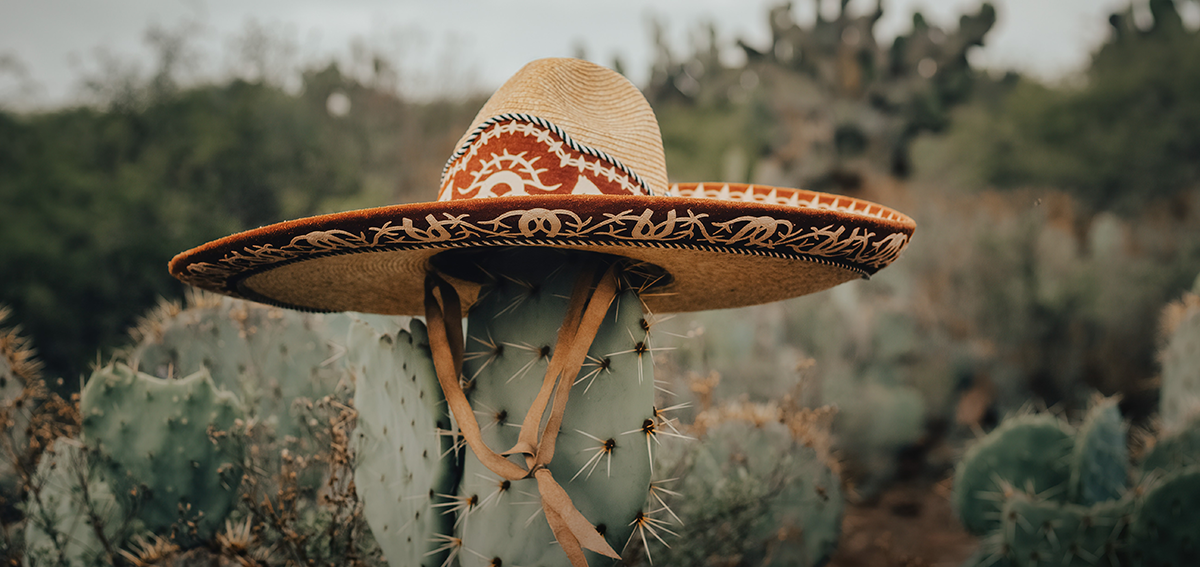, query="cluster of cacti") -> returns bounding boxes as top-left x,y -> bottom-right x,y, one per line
6,246 -> 857,567
659,288 -> 933,499
953,395 -> 1200,566
130,290 -> 349,440
3,294 -> 386,565
631,402 -> 843,567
